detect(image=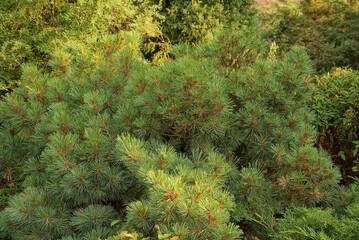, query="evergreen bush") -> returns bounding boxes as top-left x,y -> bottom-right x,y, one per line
0,28 -> 344,239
